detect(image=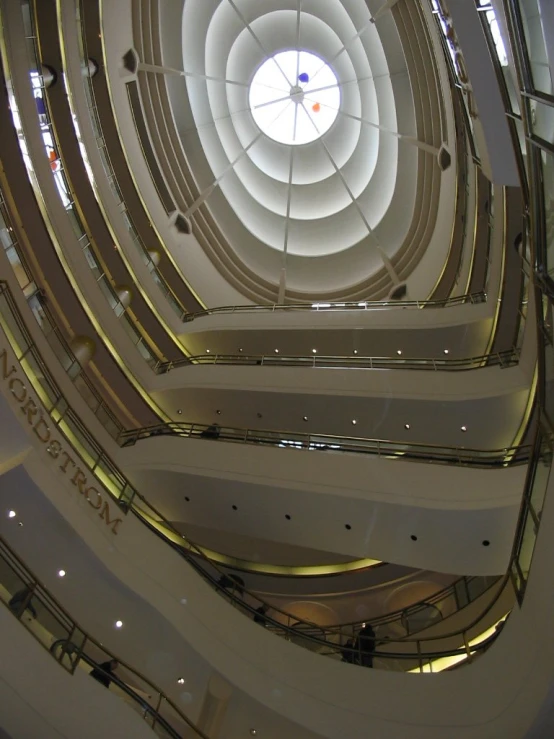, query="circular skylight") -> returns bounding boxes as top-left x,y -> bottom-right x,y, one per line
249,50 -> 340,146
